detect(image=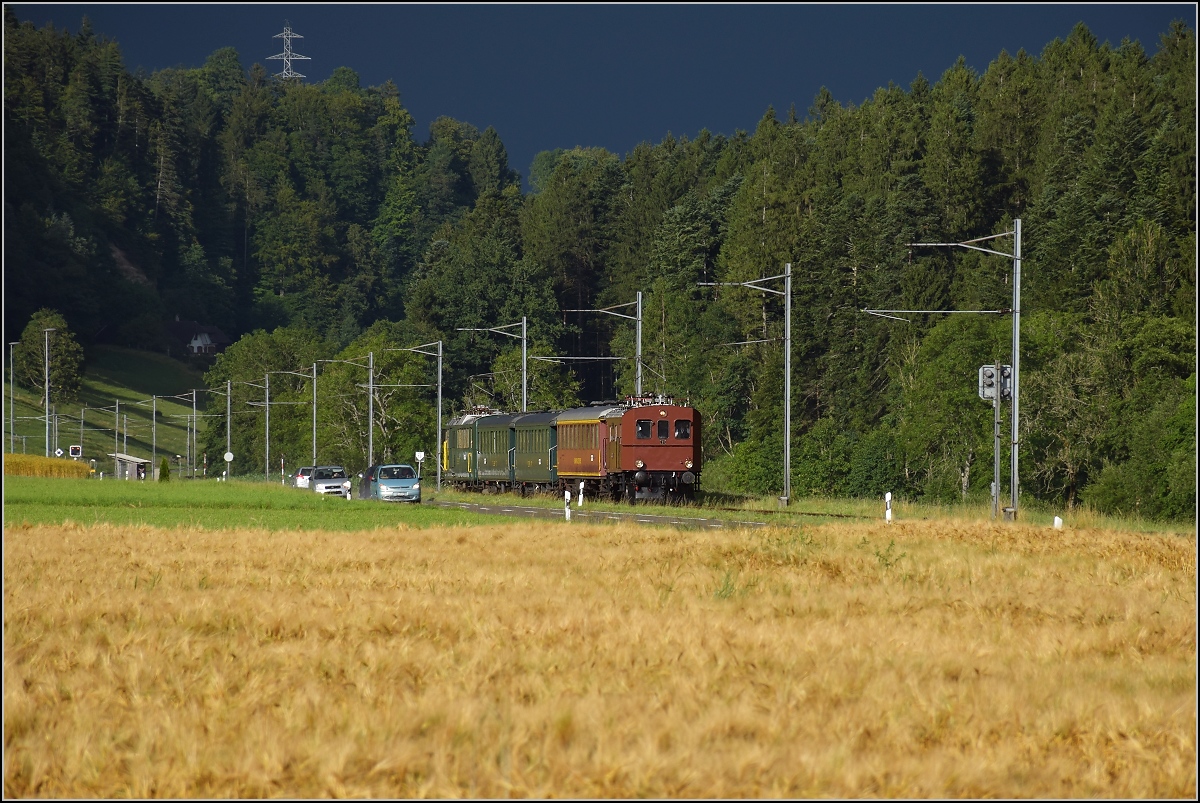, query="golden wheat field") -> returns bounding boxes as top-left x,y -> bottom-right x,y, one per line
4,454 -> 92,479
3,516 -> 1196,798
